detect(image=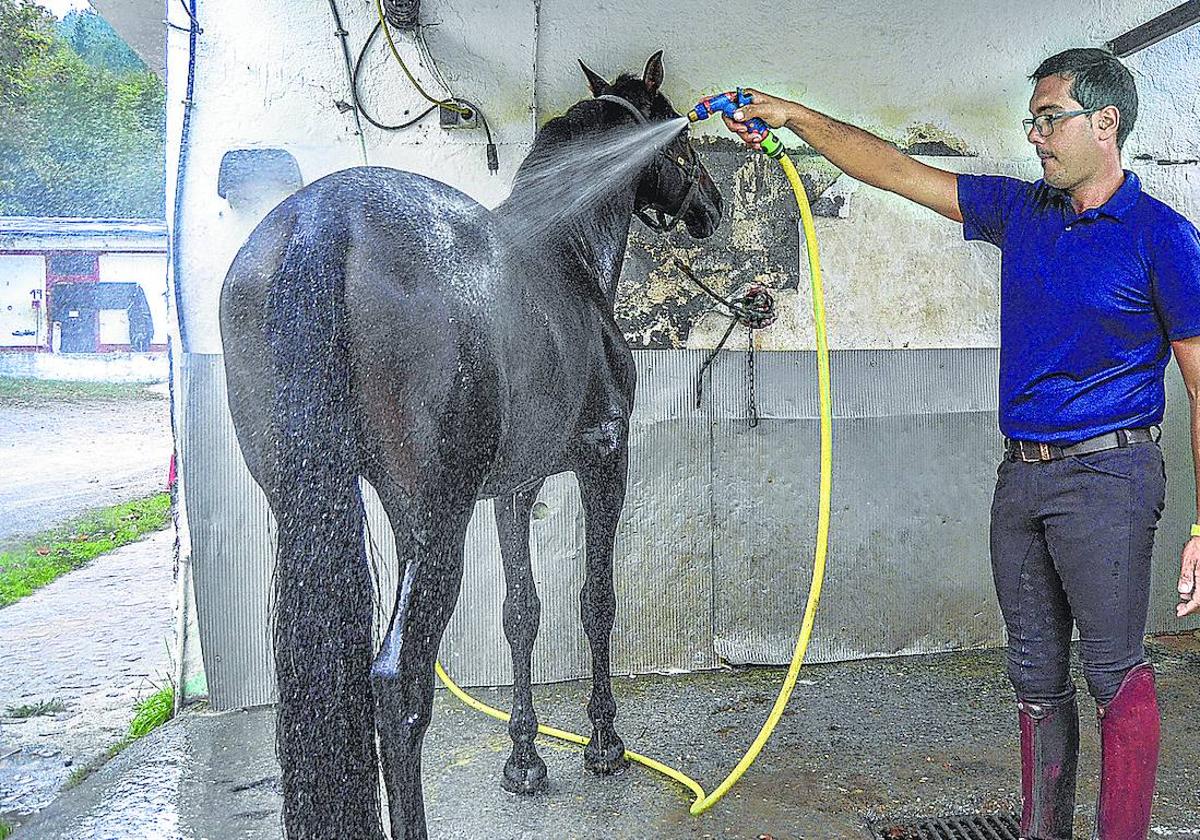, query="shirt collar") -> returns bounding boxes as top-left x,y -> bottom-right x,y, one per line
1099,170 -> 1141,219
1044,170 -> 1141,221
